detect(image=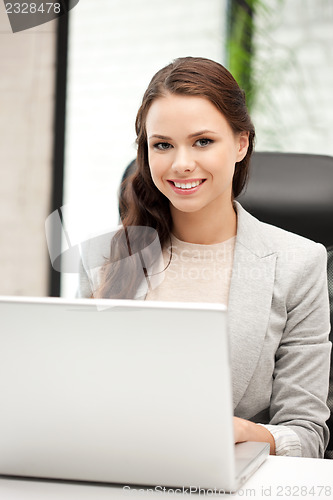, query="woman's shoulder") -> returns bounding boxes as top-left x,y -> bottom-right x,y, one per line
234,201 -> 326,259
